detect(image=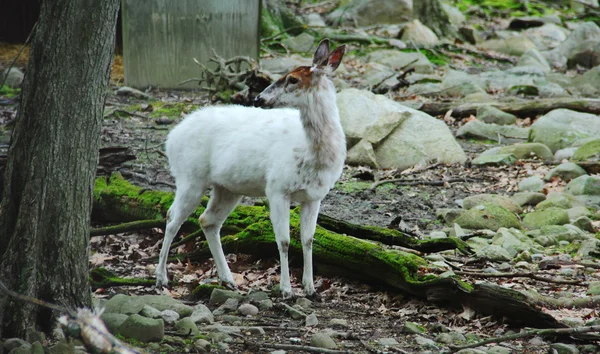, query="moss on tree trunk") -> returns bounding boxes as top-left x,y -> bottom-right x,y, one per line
92,174 -> 563,328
